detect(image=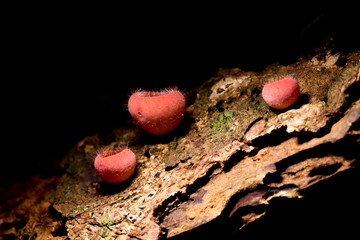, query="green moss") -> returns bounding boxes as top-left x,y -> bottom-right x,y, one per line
99,213 -> 114,227
97,226 -> 110,239
50,176 -> 76,204
148,145 -> 164,156
209,110 -> 237,140
167,138 -> 179,151
192,87 -> 213,119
